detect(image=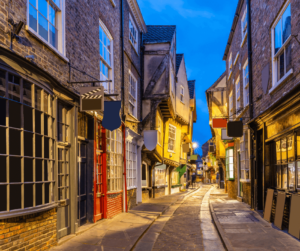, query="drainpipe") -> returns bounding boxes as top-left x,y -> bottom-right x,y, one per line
246,0 -> 255,210
120,0 -> 128,212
